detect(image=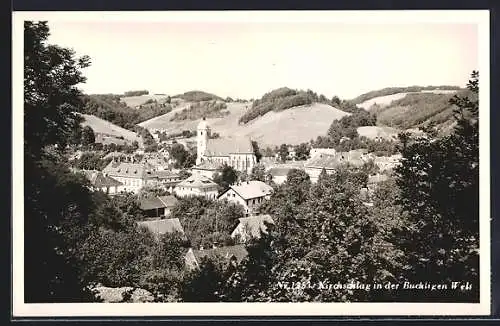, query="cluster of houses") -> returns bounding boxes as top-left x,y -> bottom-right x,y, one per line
73,117 -> 403,271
